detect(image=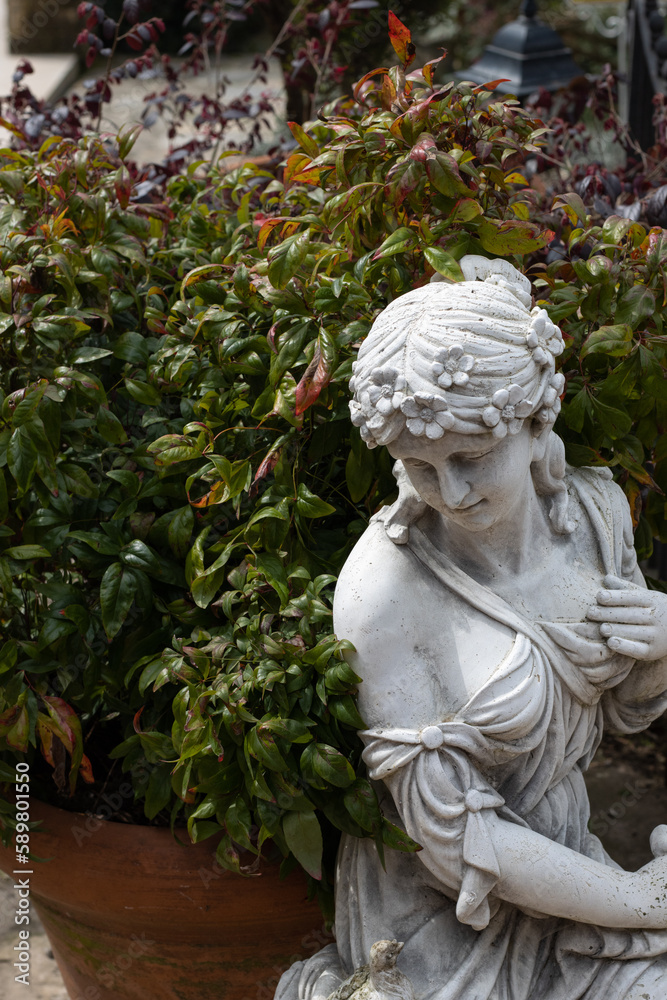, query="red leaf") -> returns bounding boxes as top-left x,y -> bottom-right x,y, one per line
114,165 -> 132,208
41,696 -> 77,753
79,754 -> 95,784
85,45 -> 98,69
253,444 -> 283,487
352,66 -> 388,105
126,31 -> 143,51
409,133 -> 437,162
122,0 -> 140,24
133,706 -> 145,733
295,341 -> 331,415
388,11 -> 415,68
473,79 -> 511,93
